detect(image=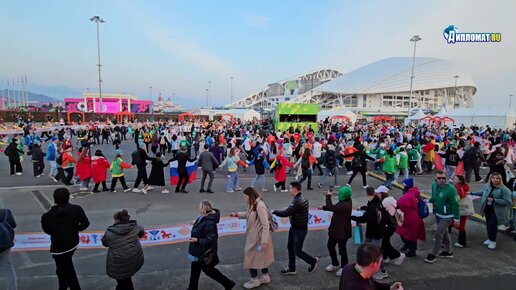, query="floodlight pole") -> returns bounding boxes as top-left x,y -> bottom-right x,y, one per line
90,16 -> 105,114
408,35 -> 421,116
